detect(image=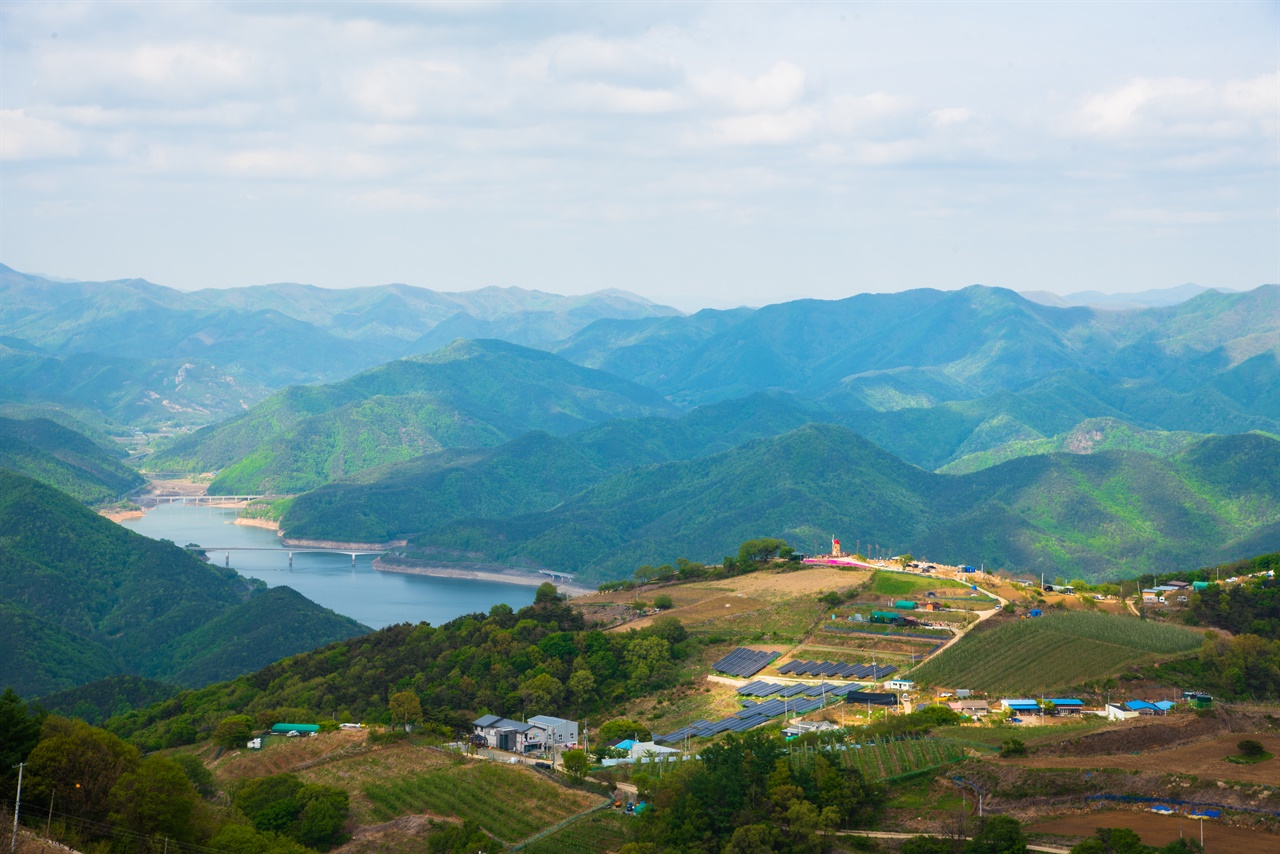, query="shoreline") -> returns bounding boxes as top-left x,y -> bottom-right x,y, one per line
235,517 -> 280,531
99,508 -> 144,522
374,557 -> 592,596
